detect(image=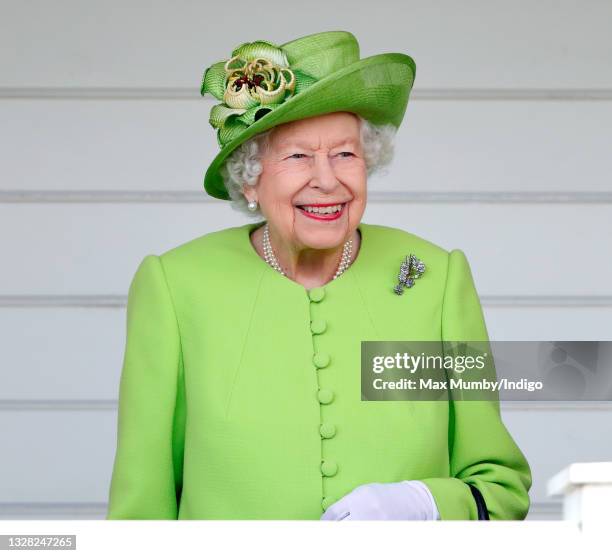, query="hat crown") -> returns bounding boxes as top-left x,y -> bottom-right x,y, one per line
280,31 -> 360,81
